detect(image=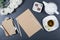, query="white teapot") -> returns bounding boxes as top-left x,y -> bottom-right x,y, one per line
43,1 -> 59,15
